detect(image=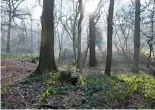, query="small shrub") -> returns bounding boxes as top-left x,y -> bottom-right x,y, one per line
40,72 -> 60,104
